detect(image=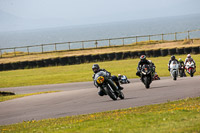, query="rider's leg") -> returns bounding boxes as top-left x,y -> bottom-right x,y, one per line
111,76 -> 124,90
98,87 -> 106,96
